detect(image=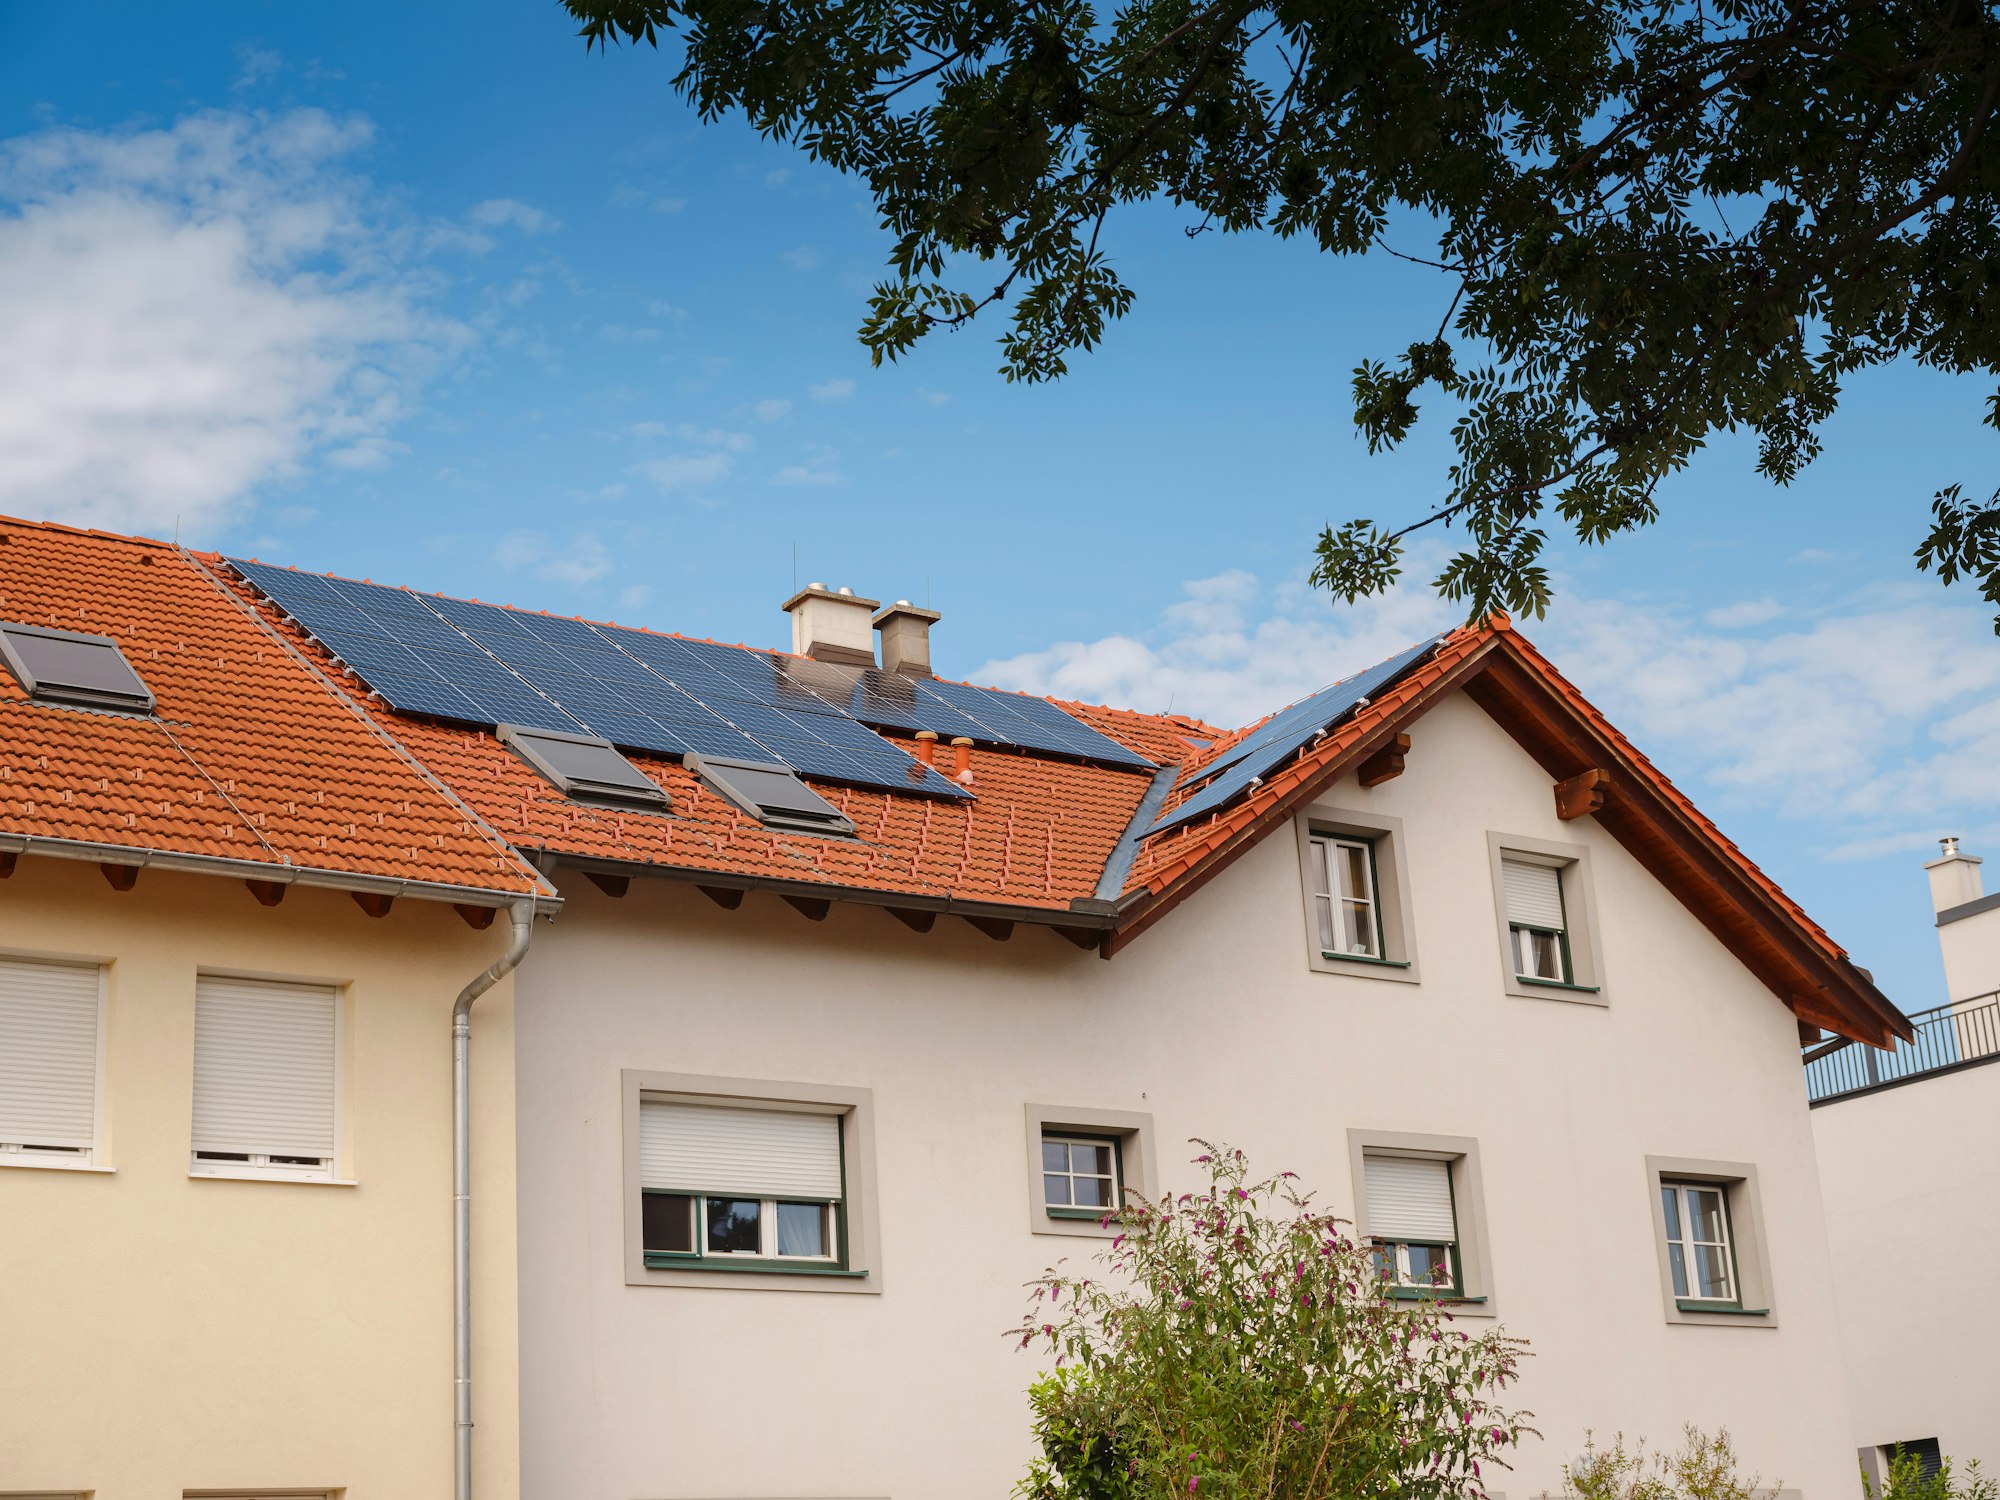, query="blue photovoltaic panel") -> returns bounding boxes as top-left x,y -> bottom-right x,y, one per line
227,559 -> 970,800
1148,636 -> 1447,836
